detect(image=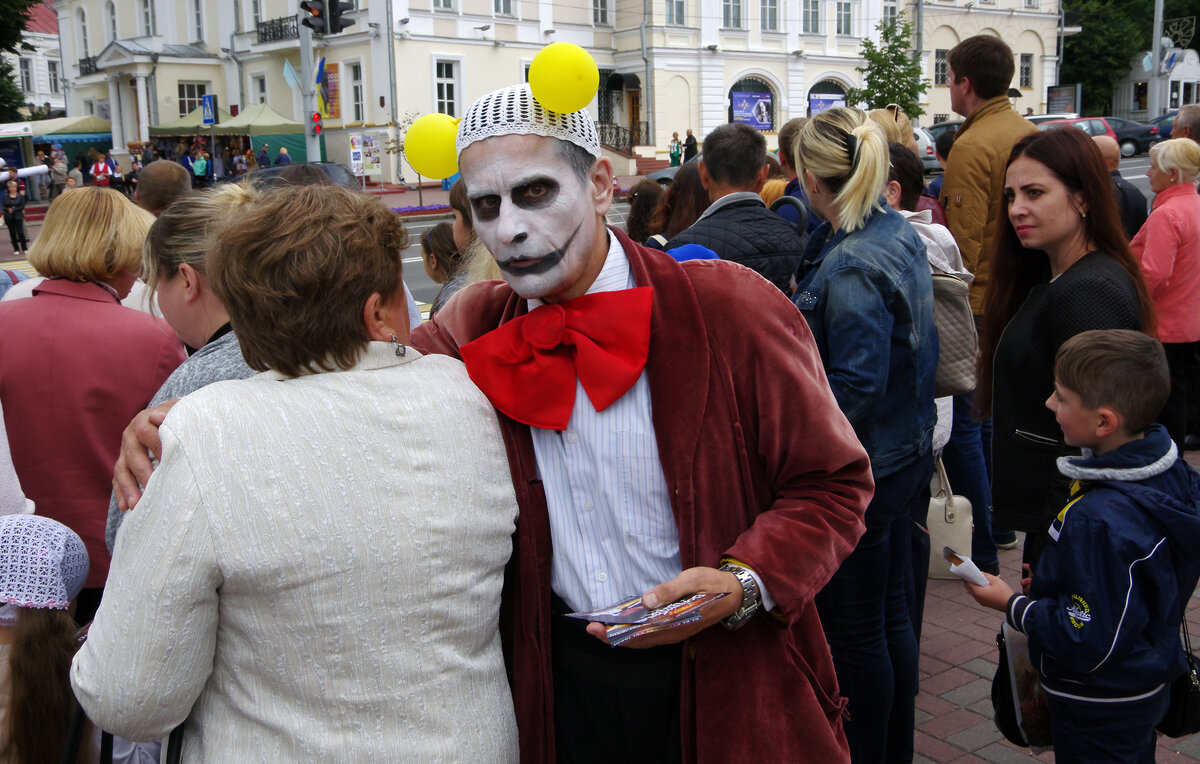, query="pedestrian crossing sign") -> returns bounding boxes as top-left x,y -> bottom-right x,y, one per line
202,95 -> 218,125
